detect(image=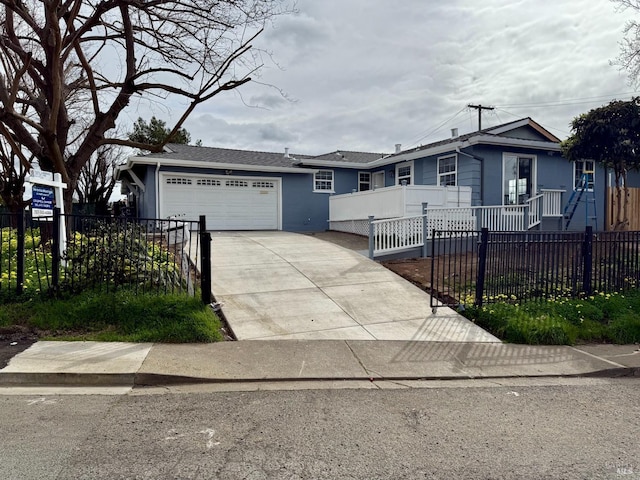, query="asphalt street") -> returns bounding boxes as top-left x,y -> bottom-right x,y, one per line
2,378 -> 640,479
